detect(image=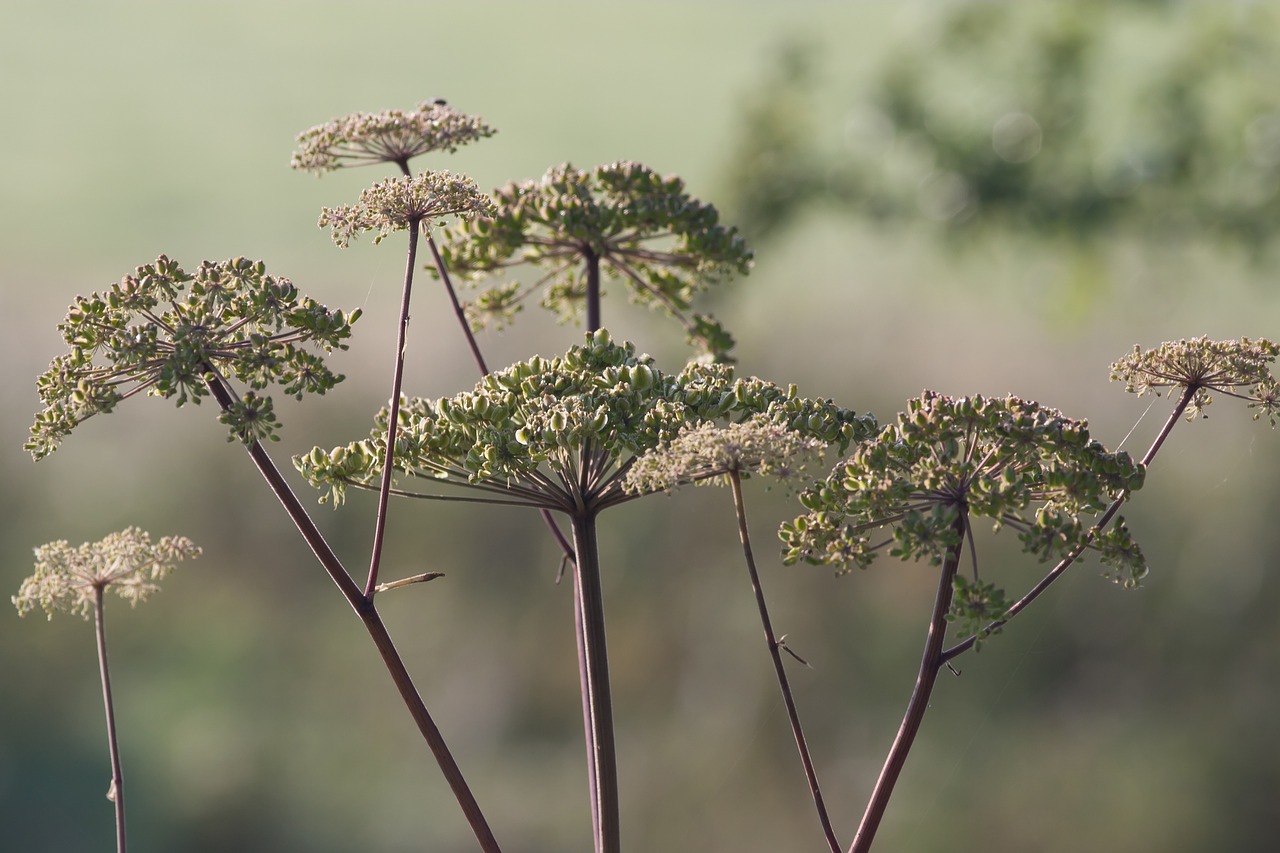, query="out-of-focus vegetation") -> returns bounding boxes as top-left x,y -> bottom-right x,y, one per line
3,2 -> 1279,852
725,0 -> 1280,253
